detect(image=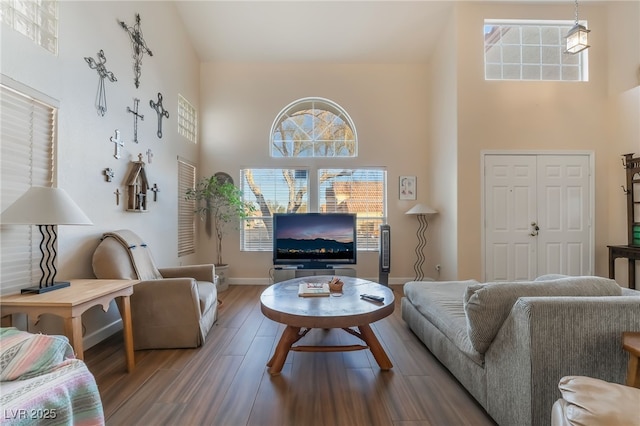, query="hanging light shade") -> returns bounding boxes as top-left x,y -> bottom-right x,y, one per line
565,0 -> 590,54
